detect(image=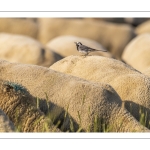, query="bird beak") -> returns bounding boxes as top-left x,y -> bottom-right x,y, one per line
74,42 -> 76,44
